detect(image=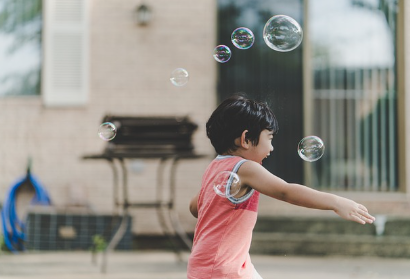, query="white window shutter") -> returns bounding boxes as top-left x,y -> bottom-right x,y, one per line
42,0 -> 89,107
